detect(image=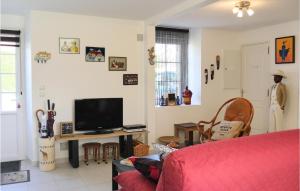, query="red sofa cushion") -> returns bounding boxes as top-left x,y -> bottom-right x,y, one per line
157,129 -> 299,191
114,170 -> 156,191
